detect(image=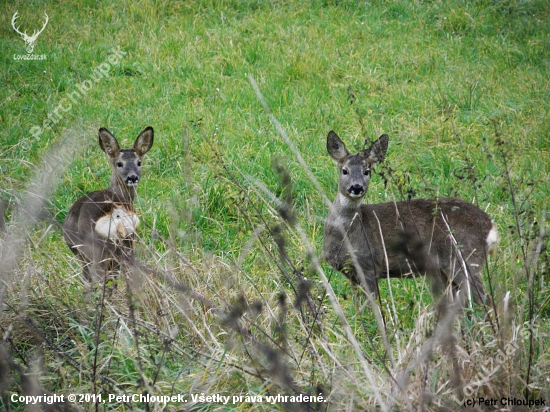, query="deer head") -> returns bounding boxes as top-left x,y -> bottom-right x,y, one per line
11,11 -> 49,54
